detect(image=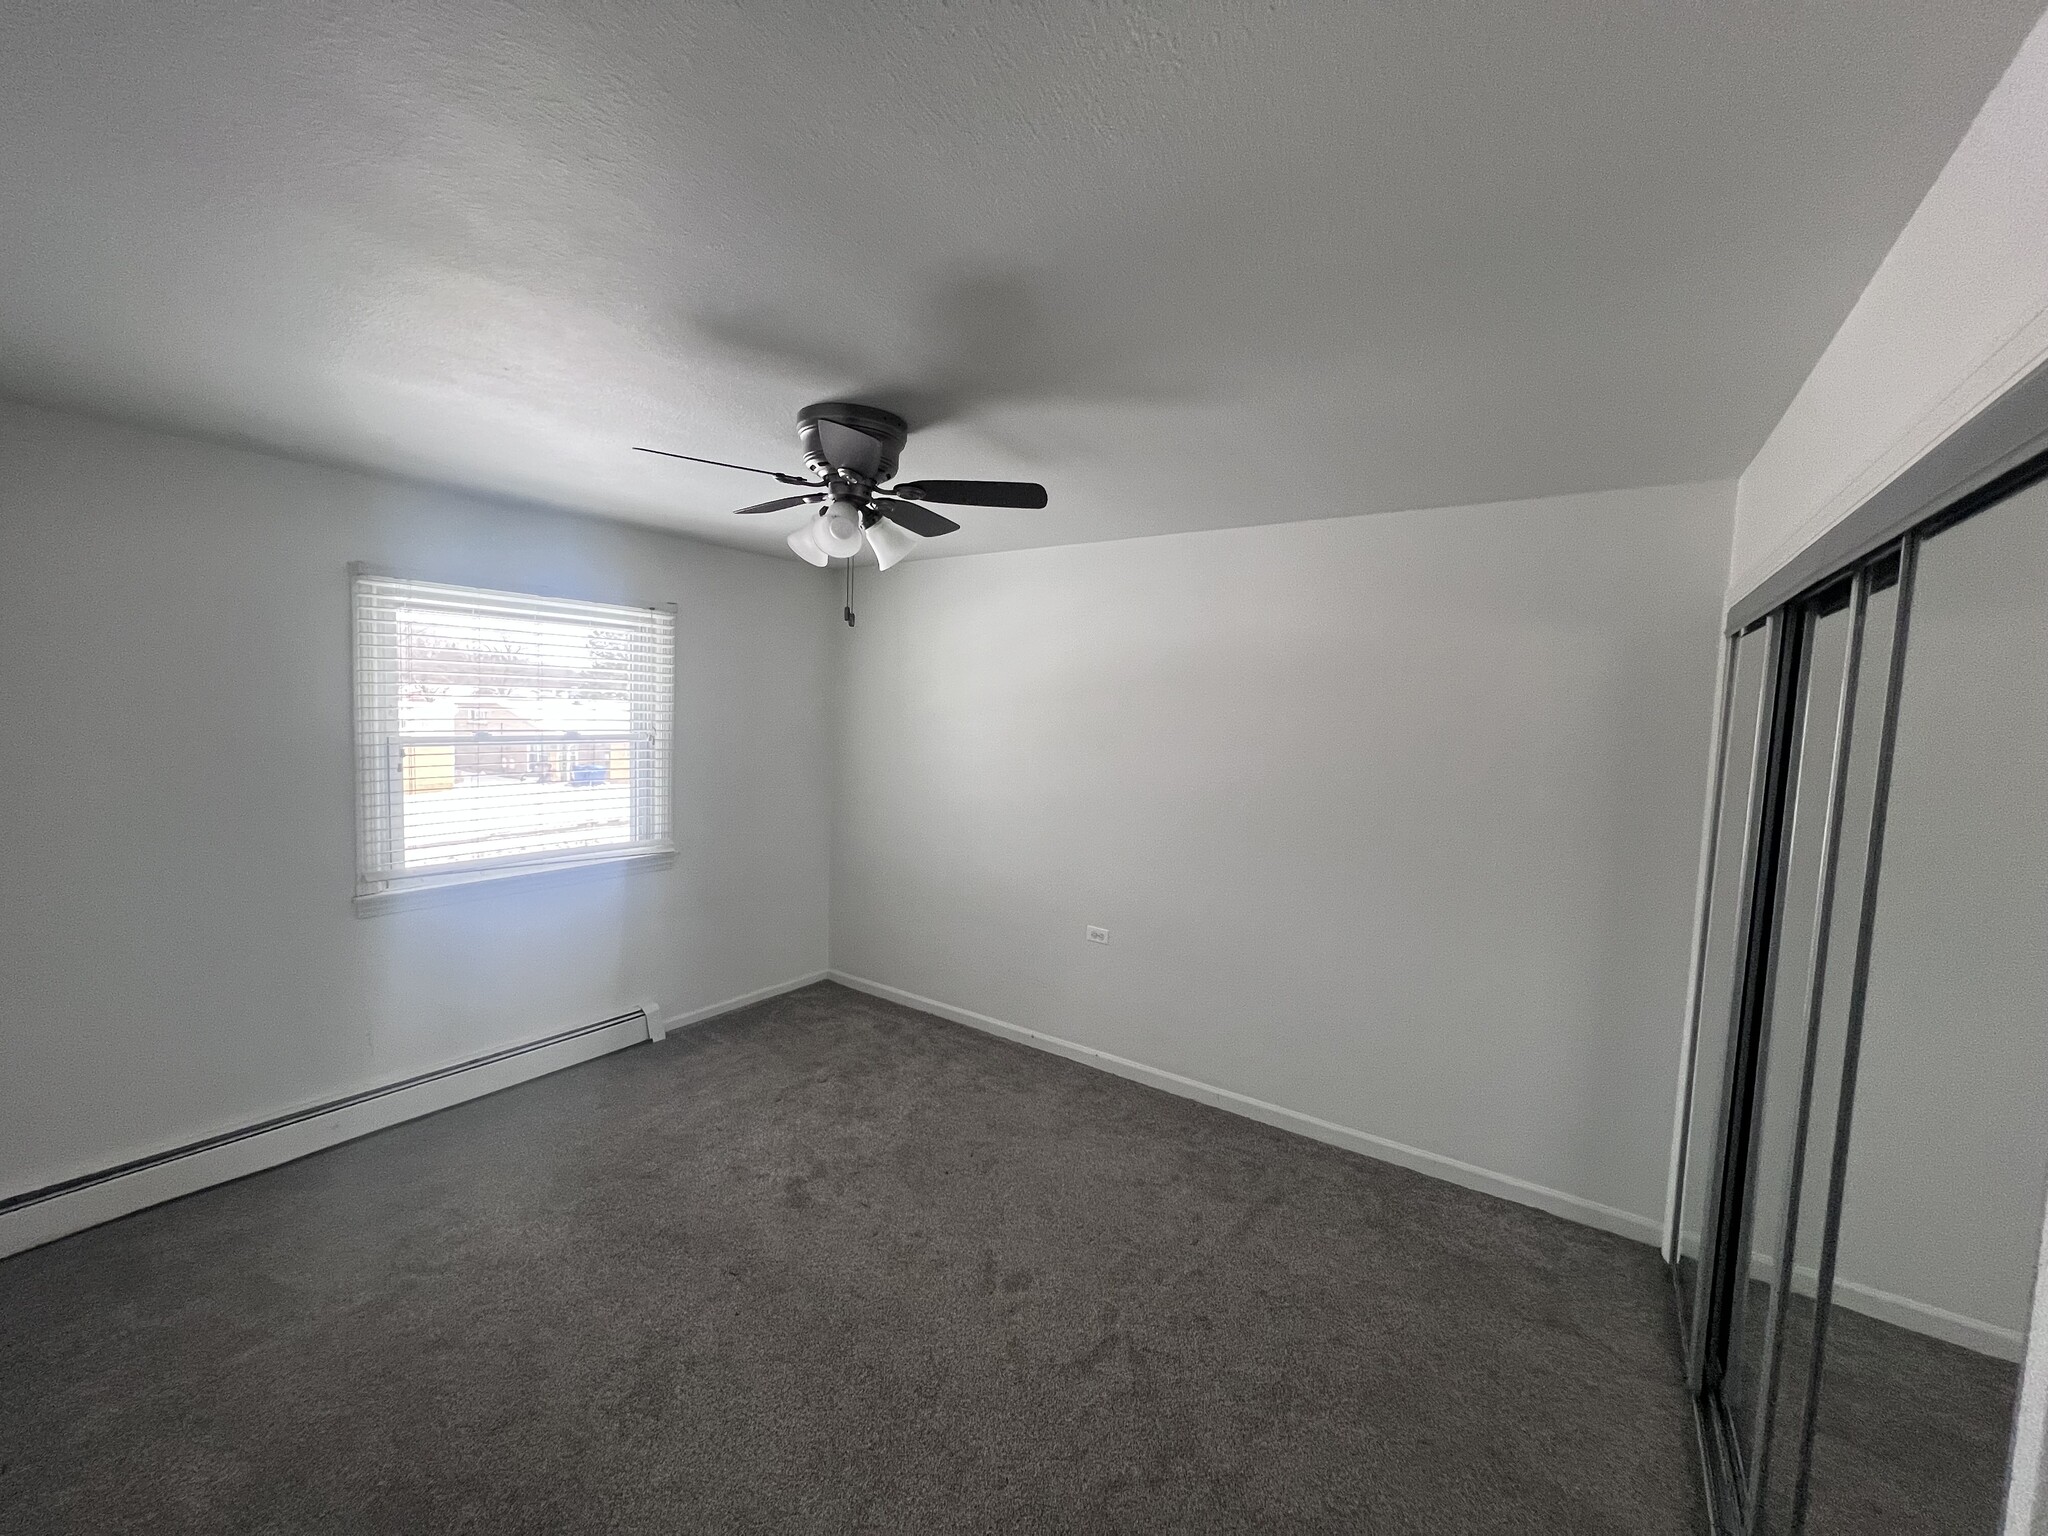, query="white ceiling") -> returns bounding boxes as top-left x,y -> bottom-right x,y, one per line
2,1 -> 2041,559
